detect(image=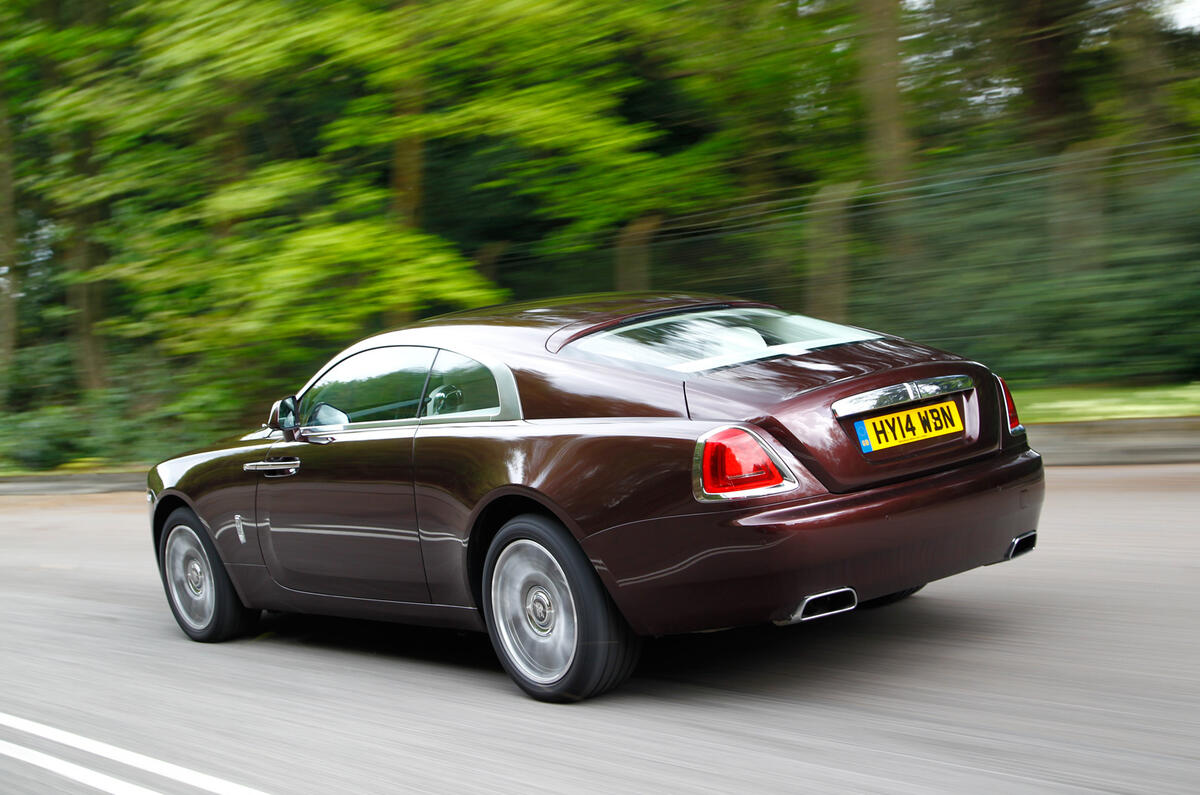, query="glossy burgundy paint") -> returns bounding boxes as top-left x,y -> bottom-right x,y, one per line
584,449 -> 1042,635
685,341 -> 1005,492
149,292 -> 1044,639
